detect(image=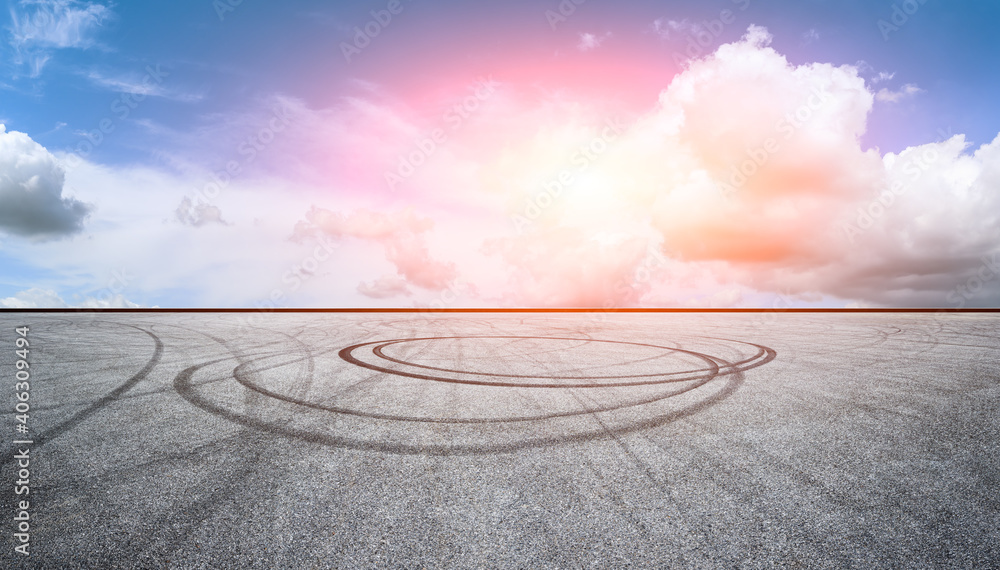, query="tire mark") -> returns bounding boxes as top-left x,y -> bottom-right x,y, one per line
341,336 -> 769,388
1,323 -> 163,465
174,341 -> 773,455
